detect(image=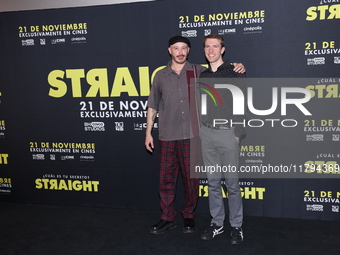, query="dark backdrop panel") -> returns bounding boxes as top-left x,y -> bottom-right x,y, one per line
0,0 -> 339,221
